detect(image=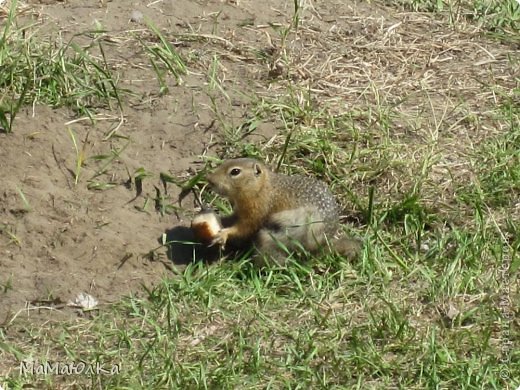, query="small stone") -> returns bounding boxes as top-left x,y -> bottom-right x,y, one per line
445,304 -> 460,321
420,242 -> 430,252
130,10 -> 144,24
